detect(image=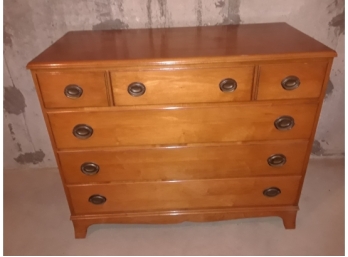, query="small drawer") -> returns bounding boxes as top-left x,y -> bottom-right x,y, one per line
48,103 -> 317,149
257,62 -> 328,100
110,66 -> 254,105
67,176 -> 301,214
58,141 -> 308,184
36,71 -> 109,108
